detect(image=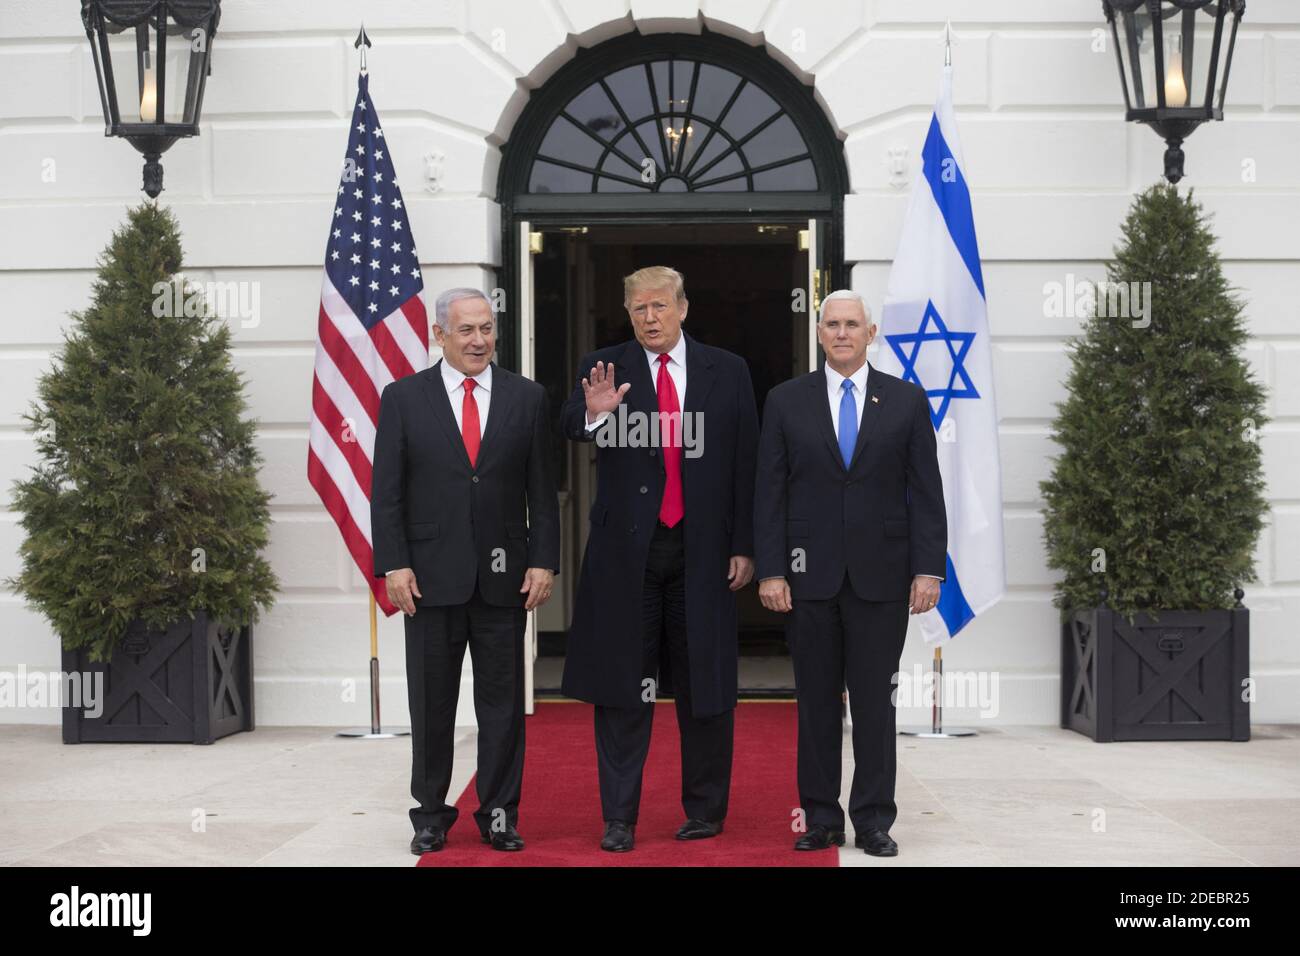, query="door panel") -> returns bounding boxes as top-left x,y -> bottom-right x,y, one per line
518,220 -> 539,714
805,216 -> 831,373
